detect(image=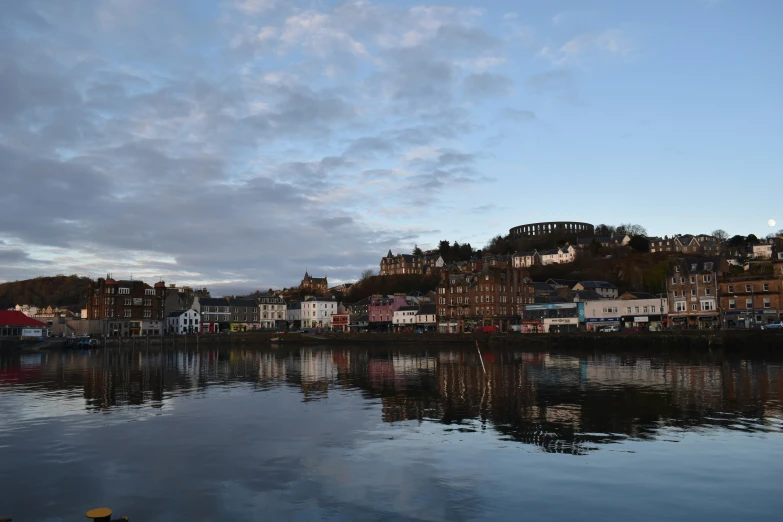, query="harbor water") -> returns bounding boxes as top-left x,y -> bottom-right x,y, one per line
1,345 -> 782,521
